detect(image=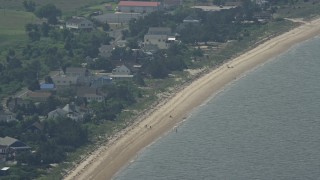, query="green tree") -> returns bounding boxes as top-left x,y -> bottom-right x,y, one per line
6,51 -> 22,69
35,4 -> 61,24
41,22 -> 50,37
28,80 -> 40,91
145,60 -> 169,78
25,23 -> 41,41
23,0 -> 36,12
133,73 -> 145,86
102,22 -> 110,31
44,76 -> 53,83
